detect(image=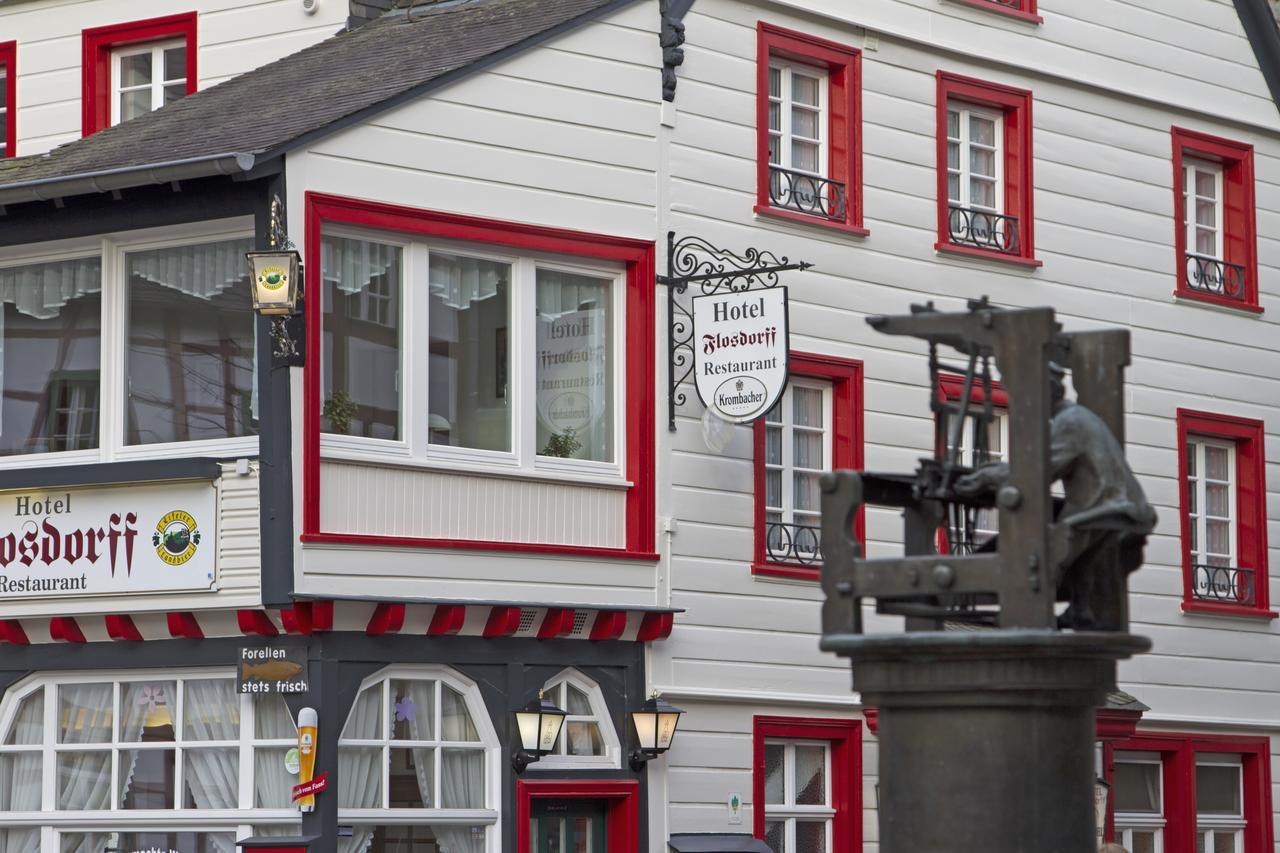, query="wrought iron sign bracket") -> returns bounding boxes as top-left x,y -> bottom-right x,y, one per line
655,231 -> 811,431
